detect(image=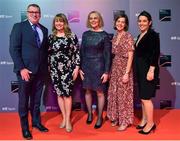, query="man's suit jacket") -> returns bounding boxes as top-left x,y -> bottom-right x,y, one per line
9,20 -> 48,75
